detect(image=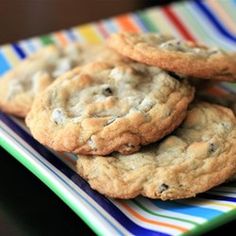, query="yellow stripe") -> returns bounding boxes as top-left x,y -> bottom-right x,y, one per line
187,199 -> 236,210
75,24 -> 102,44
1,45 -> 21,66
203,201 -> 236,209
